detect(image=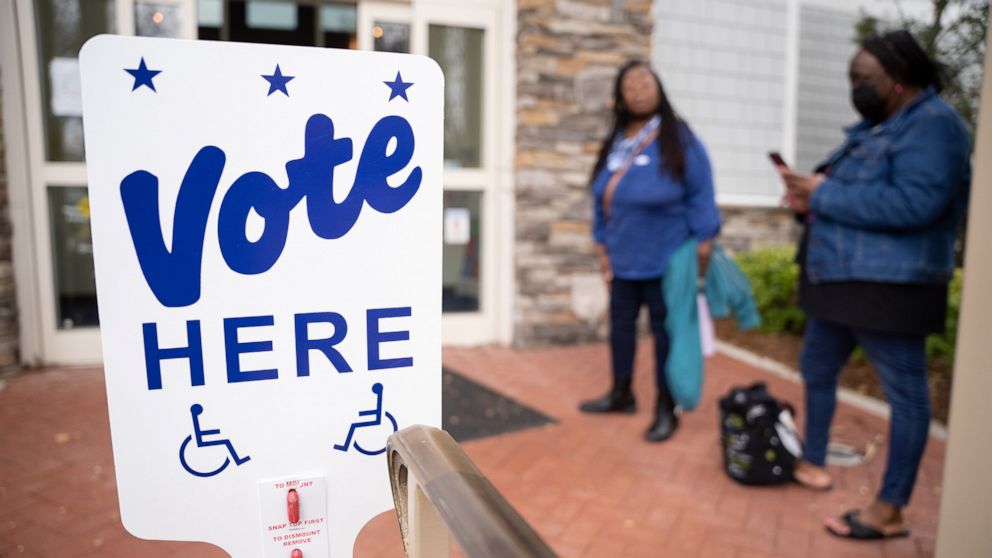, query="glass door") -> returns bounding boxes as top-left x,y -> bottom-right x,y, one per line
357,1 -> 412,53
359,0 -> 506,345
196,0 -> 357,48
15,0 -> 196,364
422,3 -> 507,346
428,19 -> 491,341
